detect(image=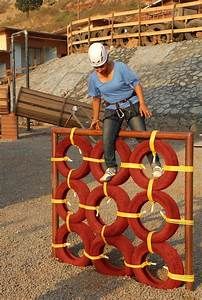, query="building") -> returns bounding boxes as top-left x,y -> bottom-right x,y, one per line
0,26 -> 67,80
